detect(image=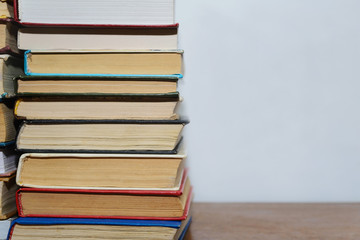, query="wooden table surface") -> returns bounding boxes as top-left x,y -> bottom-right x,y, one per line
184,203 -> 360,240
